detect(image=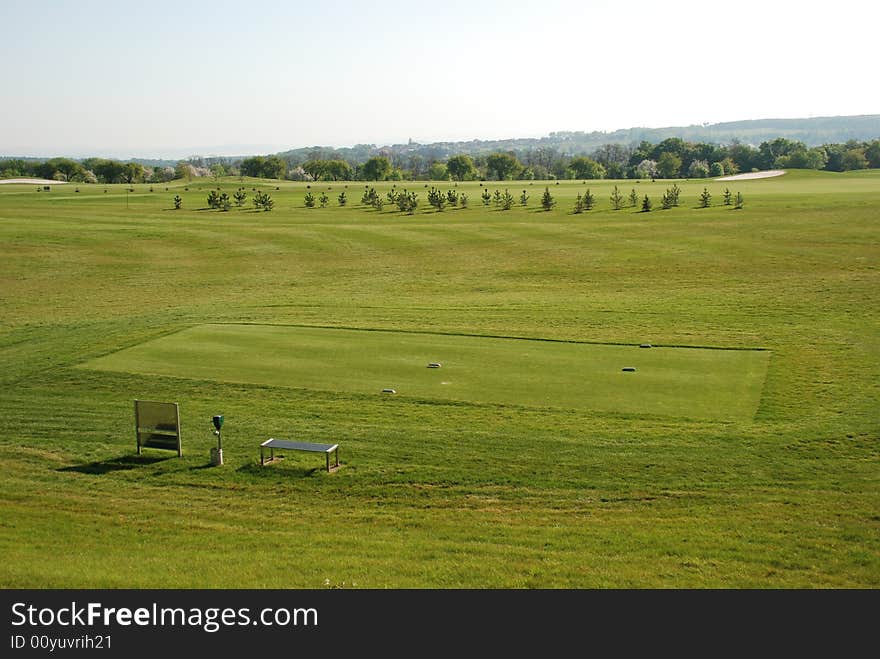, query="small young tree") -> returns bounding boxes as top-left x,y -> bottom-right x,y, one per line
582,189 -> 594,211
541,187 -> 555,211
661,190 -> 673,210
610,185 -> 623,210
395,190 -> 408,212
734,192 -> 744,209
428,187 -> 446,211
304,191 -> 316,208
446,189 -> 459,207
501,189 -> 515,210
396,190 -> 418,214
574,189 -> 595,213
254,191 -> 274,211
234,188 -> 247,207
338,191 -> 347,206
628,188 -> 638,208
219,192 -> 231,211
493,189 -> 502,206
319,192 -> 329,208
669,183 -> 681,207
173,194 -> 182,209
641,194 -> 653,212
459,193 -> 468,208
723,188 -> 732,205
520,189 -> 529,206
481,188 -> 491,206
364,187 -> 381,207
699,187 -> 712,208
207,189 -> 220,209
